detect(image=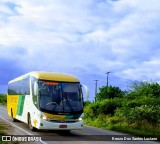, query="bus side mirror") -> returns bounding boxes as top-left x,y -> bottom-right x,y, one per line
34,81 -> 38,96
81,85 -> 89,99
